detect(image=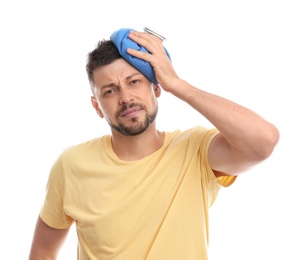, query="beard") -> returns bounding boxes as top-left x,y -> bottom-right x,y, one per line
108,103 -> 158,136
